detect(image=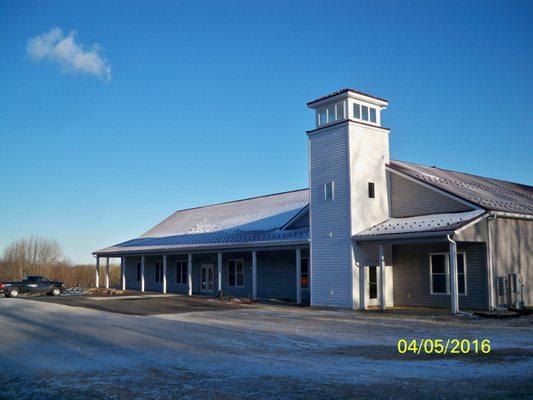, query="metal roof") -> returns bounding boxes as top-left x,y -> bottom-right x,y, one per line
389,160 -> 533,215
94,189 -> 310,255
307,88 -> 388,106
354,210 -> 485,241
